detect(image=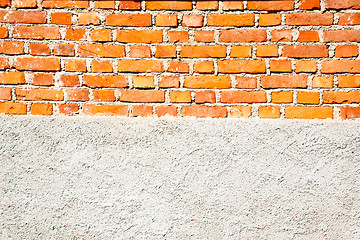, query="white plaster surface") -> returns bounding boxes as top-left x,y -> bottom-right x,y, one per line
0,117 -> 360,239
